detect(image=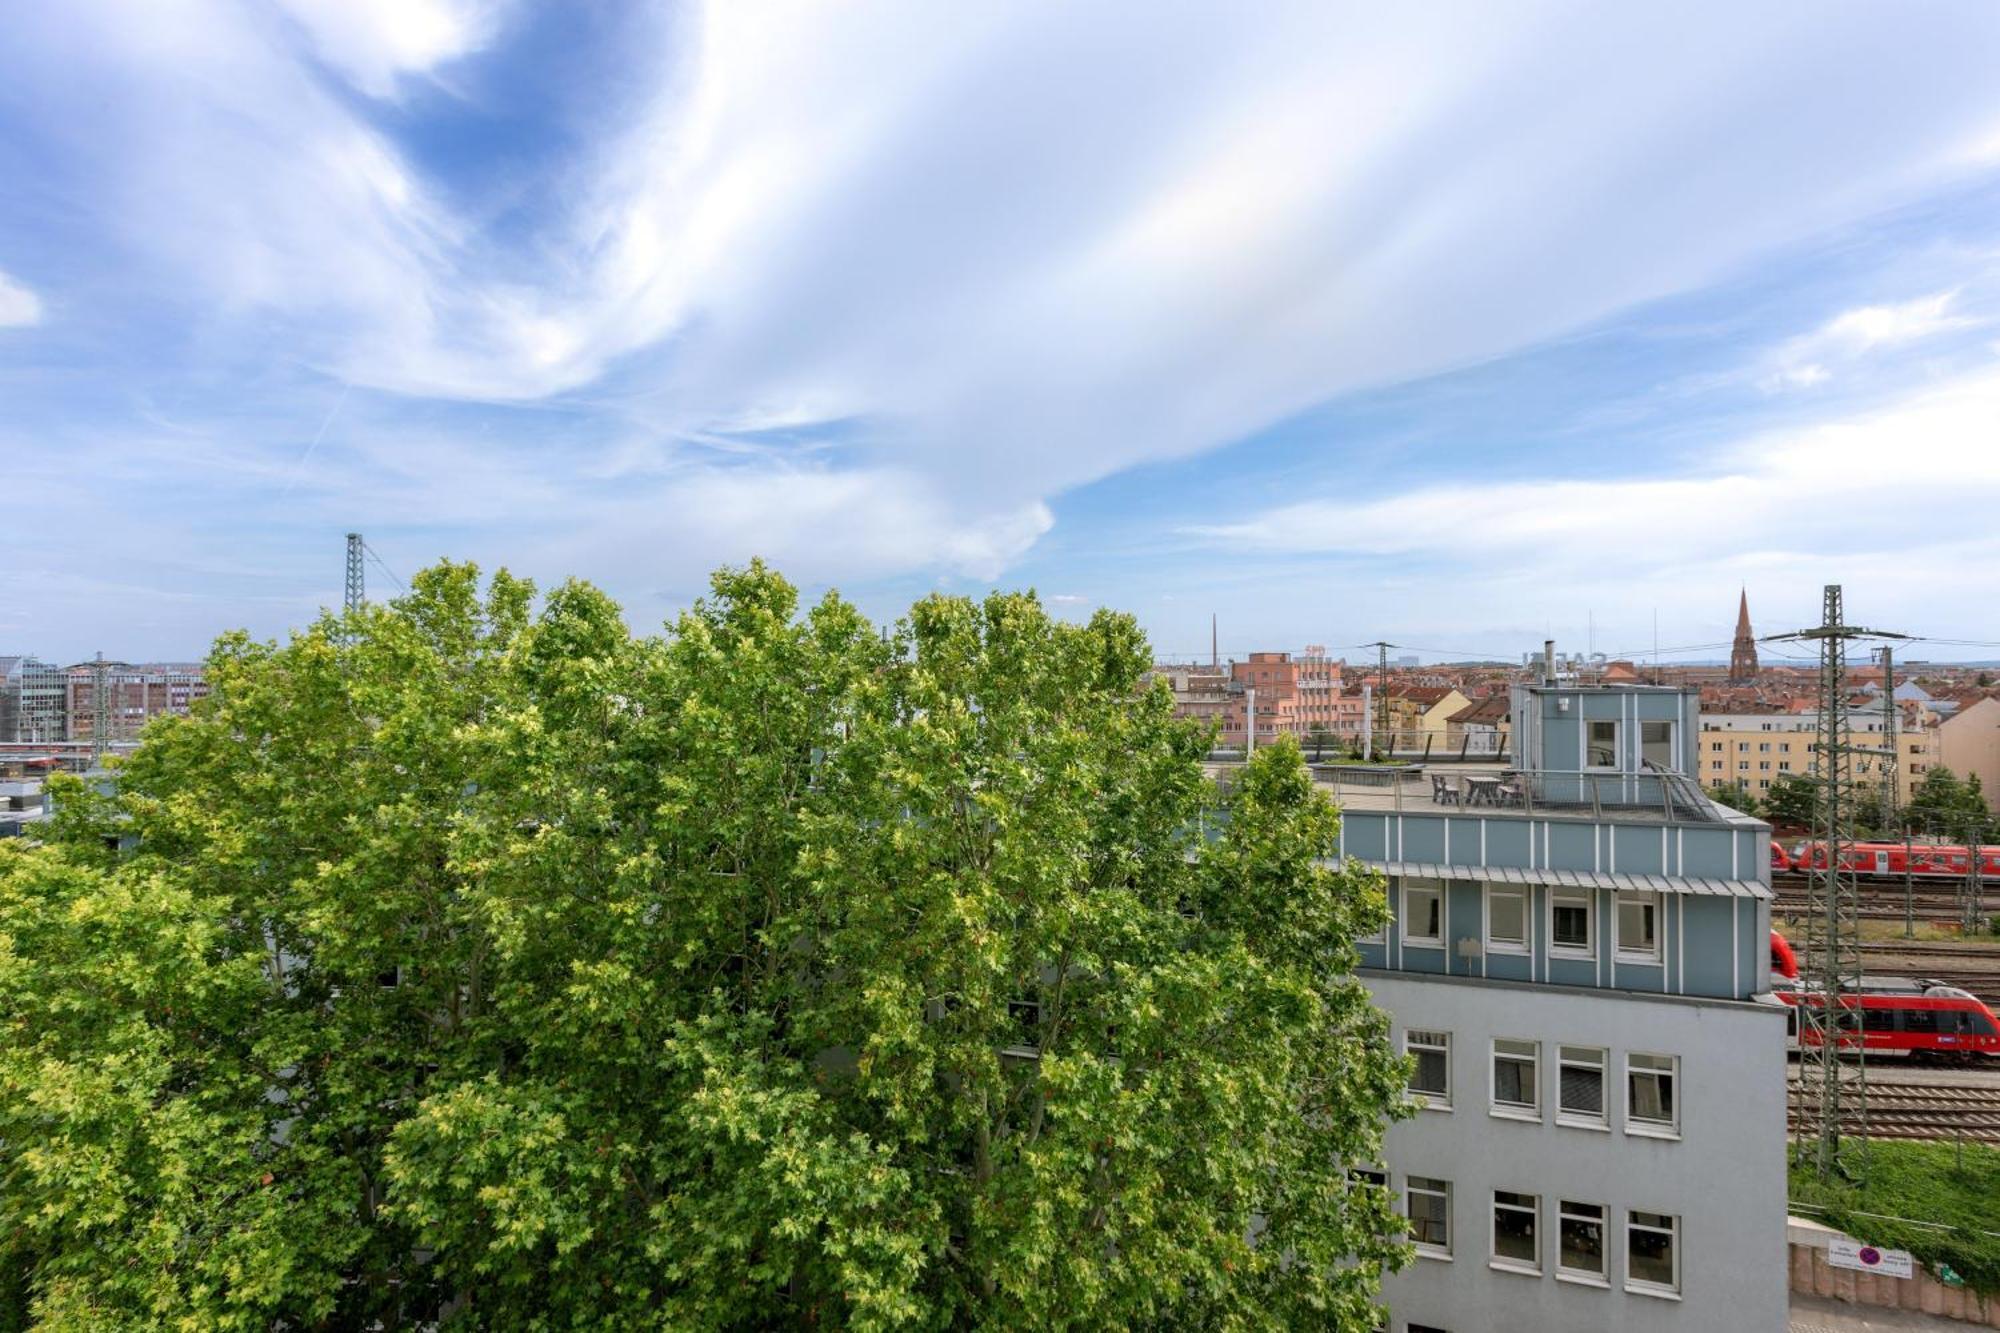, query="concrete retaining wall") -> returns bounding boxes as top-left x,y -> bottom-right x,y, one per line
1790,1216 -> 2000,1326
